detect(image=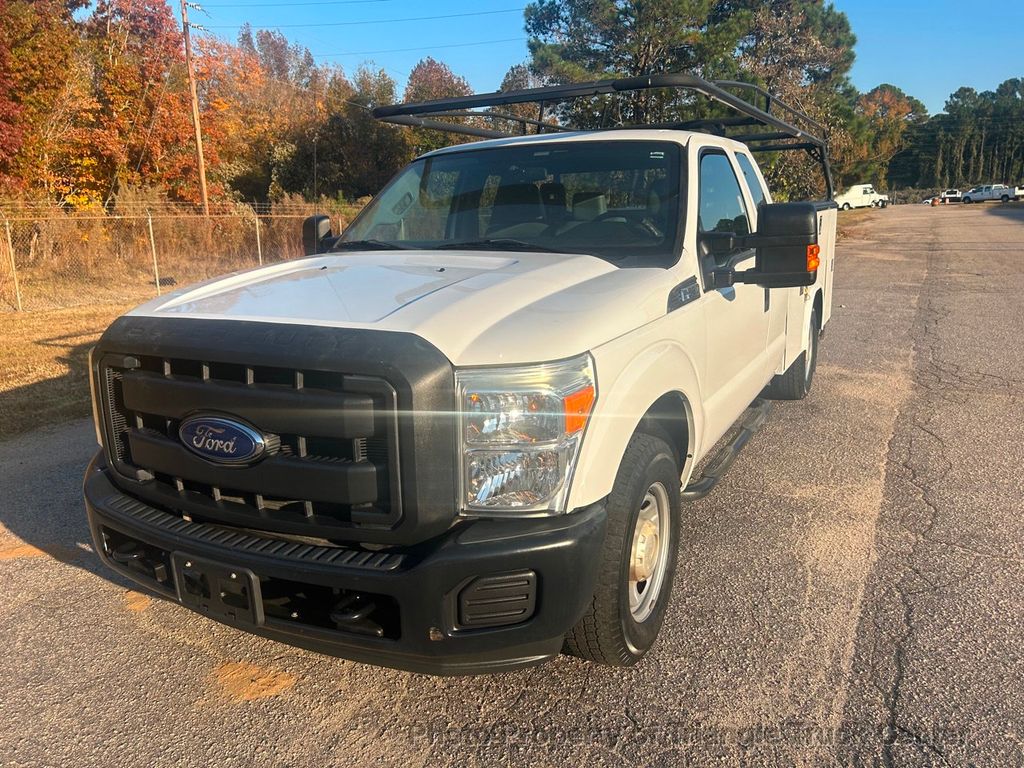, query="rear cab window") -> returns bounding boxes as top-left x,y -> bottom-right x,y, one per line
735,153 -> 769,211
